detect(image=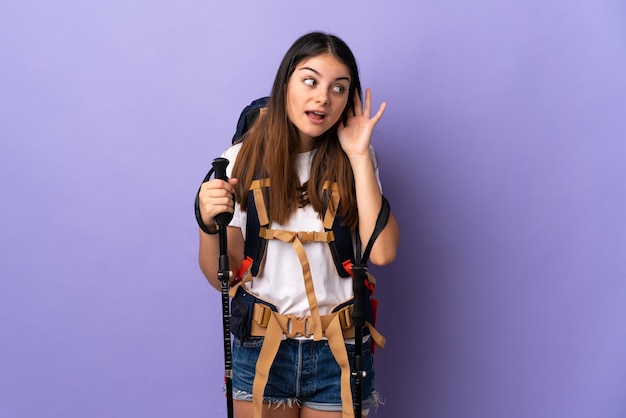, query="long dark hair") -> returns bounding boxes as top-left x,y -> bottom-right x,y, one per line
232,32 -> 363,228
